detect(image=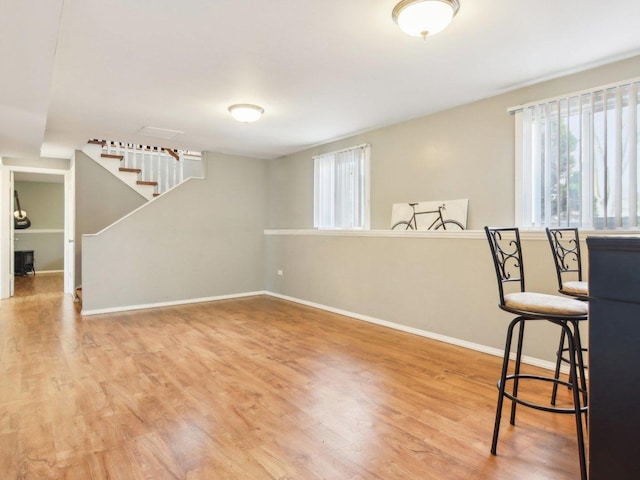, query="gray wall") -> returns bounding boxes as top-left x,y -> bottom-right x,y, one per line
14,180 -> 64,271
183,157 -> 203,179
14,233 -> 64,271
75,150 -> 147,286
81,152 -> 267,312
14,180 -> 64,227
265,232 -> 587,363
264,56 -> 640,363
268,55 -> 640,230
